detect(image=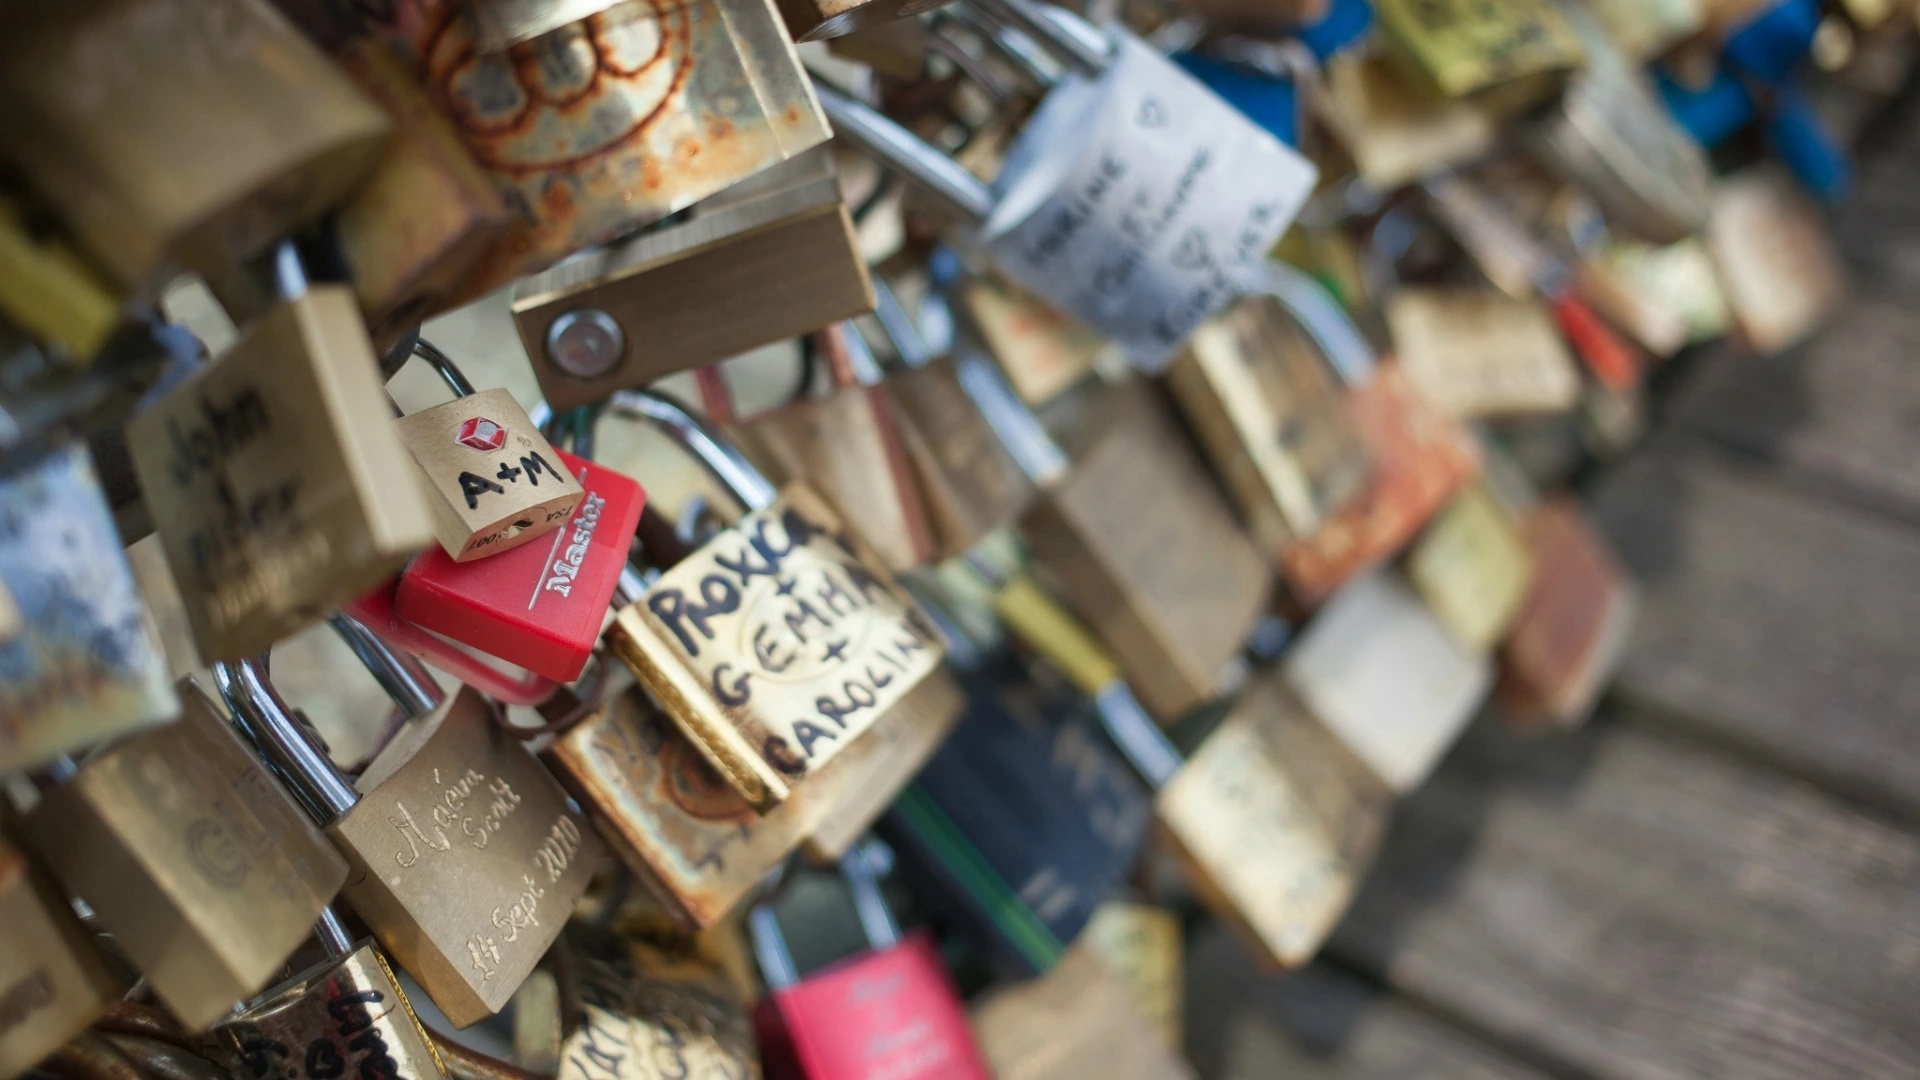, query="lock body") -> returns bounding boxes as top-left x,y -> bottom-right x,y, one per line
1021,382 -> 1272,722
555,923 -> 759,1080
1705,168 -> 1845,355
1168,292 -> 1372,551
1407,481 -> 1535,653
215,942 -> 448,1080
0,198 -> 119,362
0,0 -> 391,289
21,680 -> 349,1030
970,948 -> 1195,1080
1499,498 -> 1636,727
1276,365 -> 1479,606
1081,902 -> 1183,1048
394,449 -> 644,683
328,685 -> 600,1027
0,443 -> 178,772
1321,54 -> 1495,193
959,278 -> 1103,408
1155,676 -> 1389,967
884,357 -> 1036,561
1283,572 -> 1492,794
1388,289 -> 1582,420
393,388 -> 584,562
605,484 -> 947,811
1373,0 -> 1584,106
0,835 -> 119,1079
365,0 -> 831,297
755,932 -> 991,1080
511,149 -> 873,410
128,287 -> 435,662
